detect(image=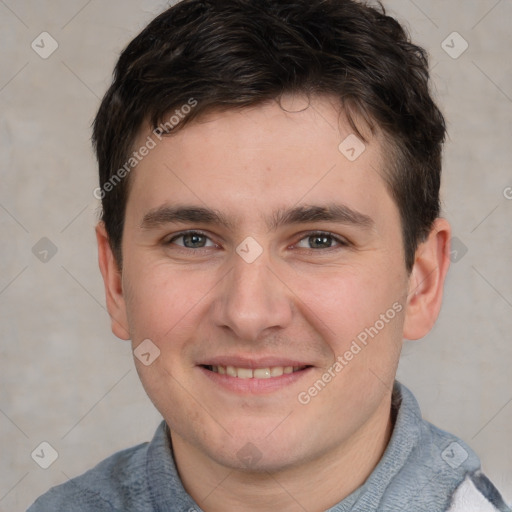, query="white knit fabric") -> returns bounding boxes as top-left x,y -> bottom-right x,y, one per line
447,476 -> 501,512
